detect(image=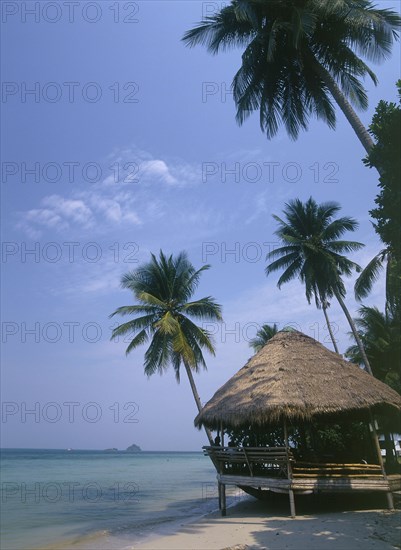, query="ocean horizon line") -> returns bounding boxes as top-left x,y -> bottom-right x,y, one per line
0,447 -> 203,453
